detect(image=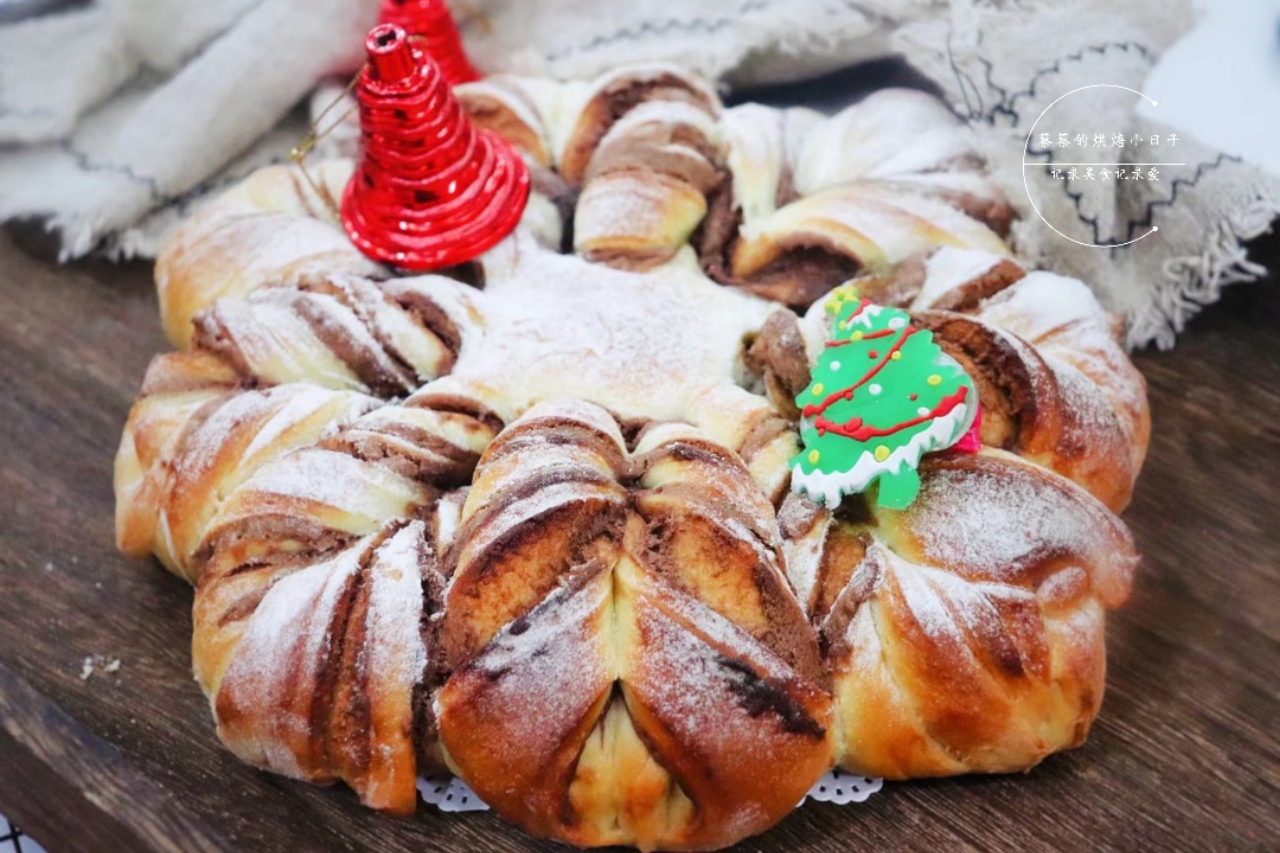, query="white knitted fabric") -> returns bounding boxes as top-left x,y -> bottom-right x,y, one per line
0,0 -> 1274,348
